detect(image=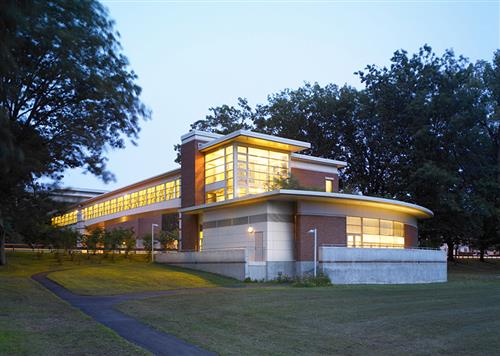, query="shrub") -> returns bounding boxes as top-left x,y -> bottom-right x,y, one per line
292,273 -> 332,287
